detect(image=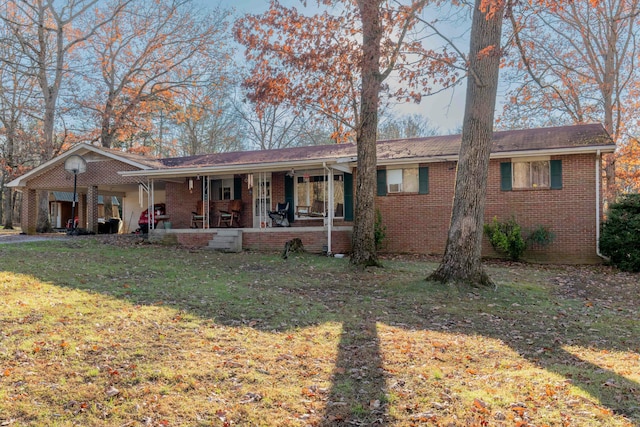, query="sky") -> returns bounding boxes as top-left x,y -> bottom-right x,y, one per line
223,0 -> 473,134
